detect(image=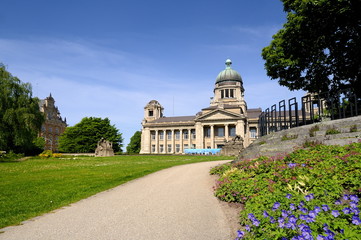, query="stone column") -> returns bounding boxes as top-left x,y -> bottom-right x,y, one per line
163,130 -> 167,154
225,124 -> 229,141
180,129 -> 183,154
188,128 -> 192,148
195,122 -> 203,149
210,125 -> 214,149
155,130 -> 159,154
171,129 -> 175,154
